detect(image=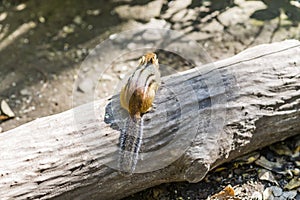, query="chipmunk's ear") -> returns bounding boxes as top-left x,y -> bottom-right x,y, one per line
139,56 -> 146,65
153,54 -> 157,61
152,54 -> 158,65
